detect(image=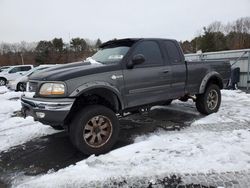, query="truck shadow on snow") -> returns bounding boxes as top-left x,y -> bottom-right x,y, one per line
0,104 -> 201,187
